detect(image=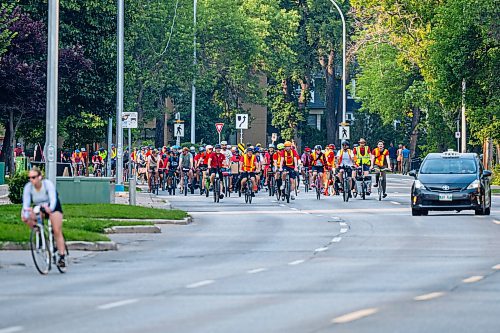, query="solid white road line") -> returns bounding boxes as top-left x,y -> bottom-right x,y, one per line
340,228 -> 348,234
493,220 -> 500,225
462,276 -> 484,283
0,327 -> 23,333
290,207 -> 298,211
247,268 -> 268,274
414,292 -> 445,301
492,264 -> 500,270
391,201 -> 401,205
315,246 -> 329,252
288,260 -> 305,266
186,280 -> 215,289
97,299 -> 138,310
331,237 -> 342,243
332,308 -> 379,324
339,222 -> 347,227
